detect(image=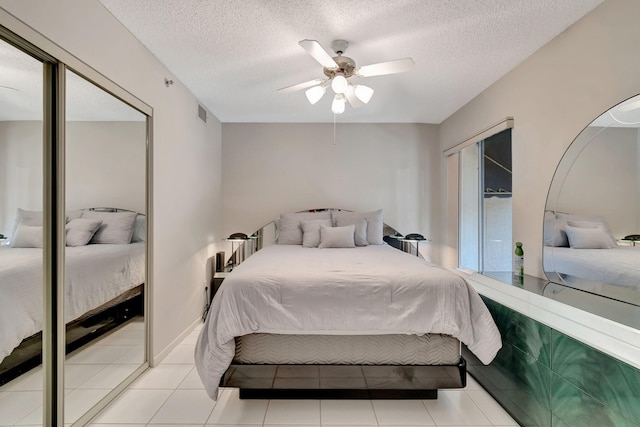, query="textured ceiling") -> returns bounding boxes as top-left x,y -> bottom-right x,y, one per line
98,0 -> 603,123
